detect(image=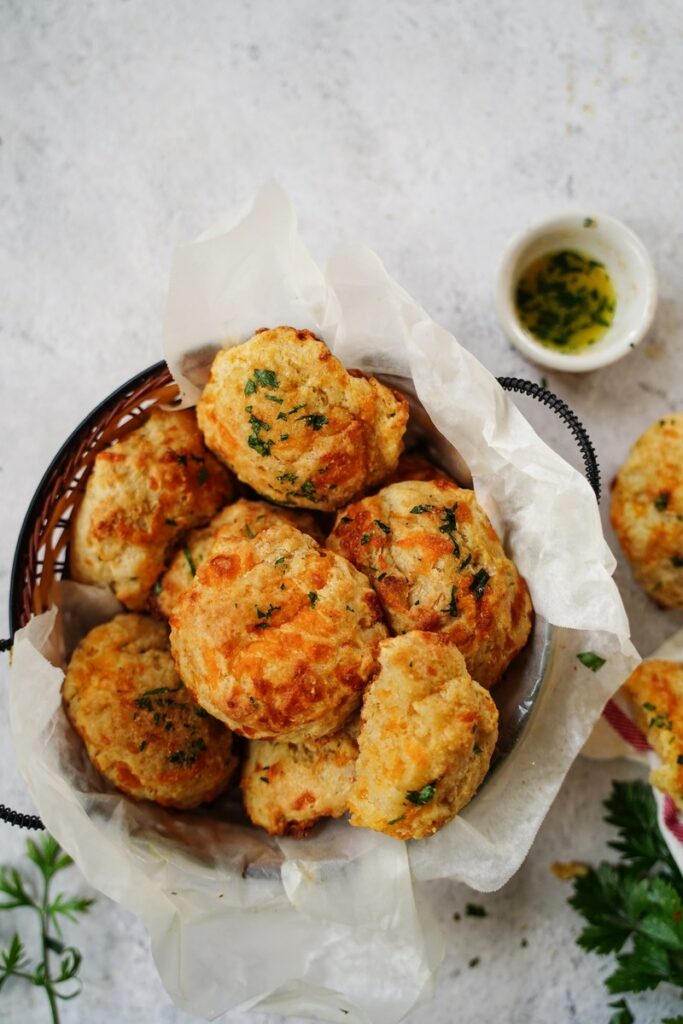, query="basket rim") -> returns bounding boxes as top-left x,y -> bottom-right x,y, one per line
9,359 -> 169,639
